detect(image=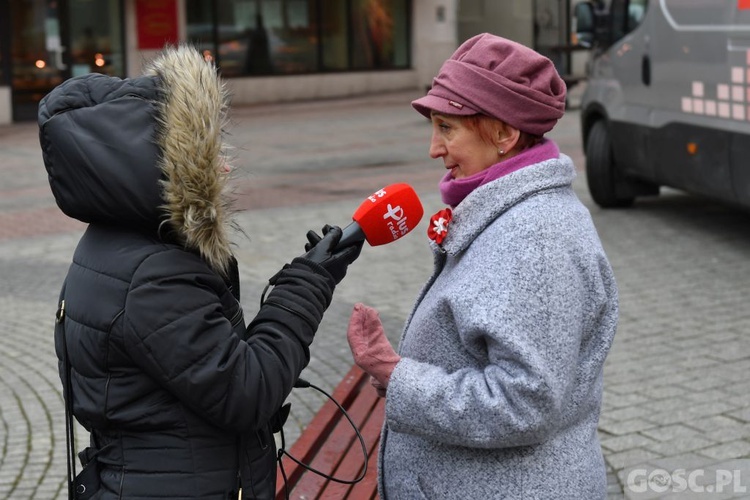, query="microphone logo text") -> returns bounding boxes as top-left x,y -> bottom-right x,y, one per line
368,189 -> 387,202
383,204 -> 410,240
